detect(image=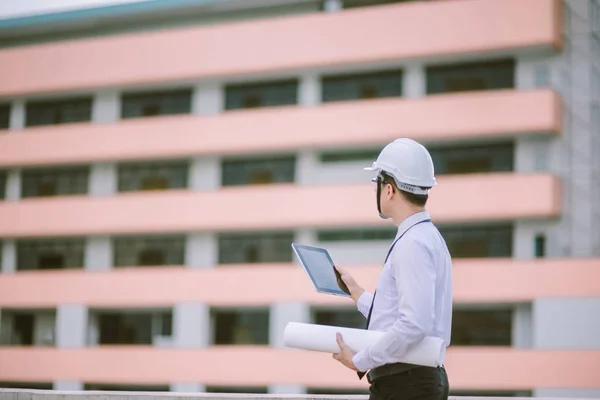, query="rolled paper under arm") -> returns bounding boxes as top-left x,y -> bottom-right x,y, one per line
283,322 -> 445,368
